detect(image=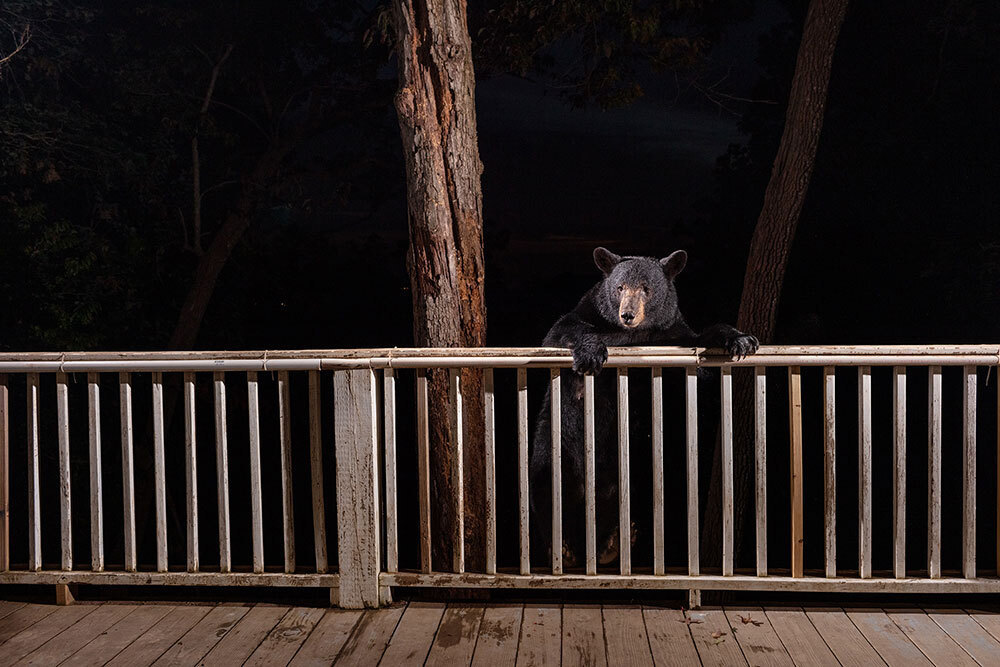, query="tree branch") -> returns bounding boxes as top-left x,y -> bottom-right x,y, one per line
191,44 -> 234,255
0,23 -> 30,74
